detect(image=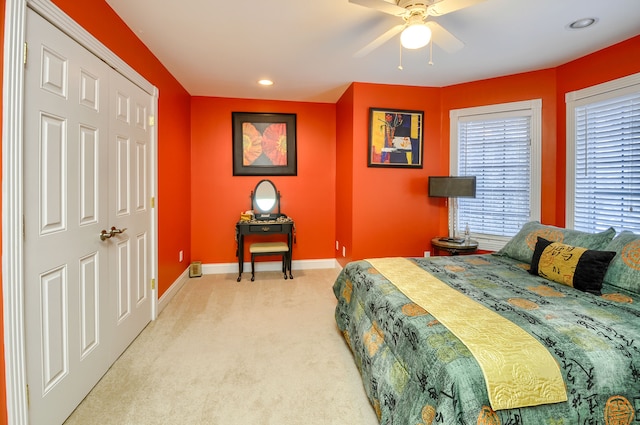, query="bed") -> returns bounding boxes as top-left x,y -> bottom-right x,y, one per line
333,222 -> 640,424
